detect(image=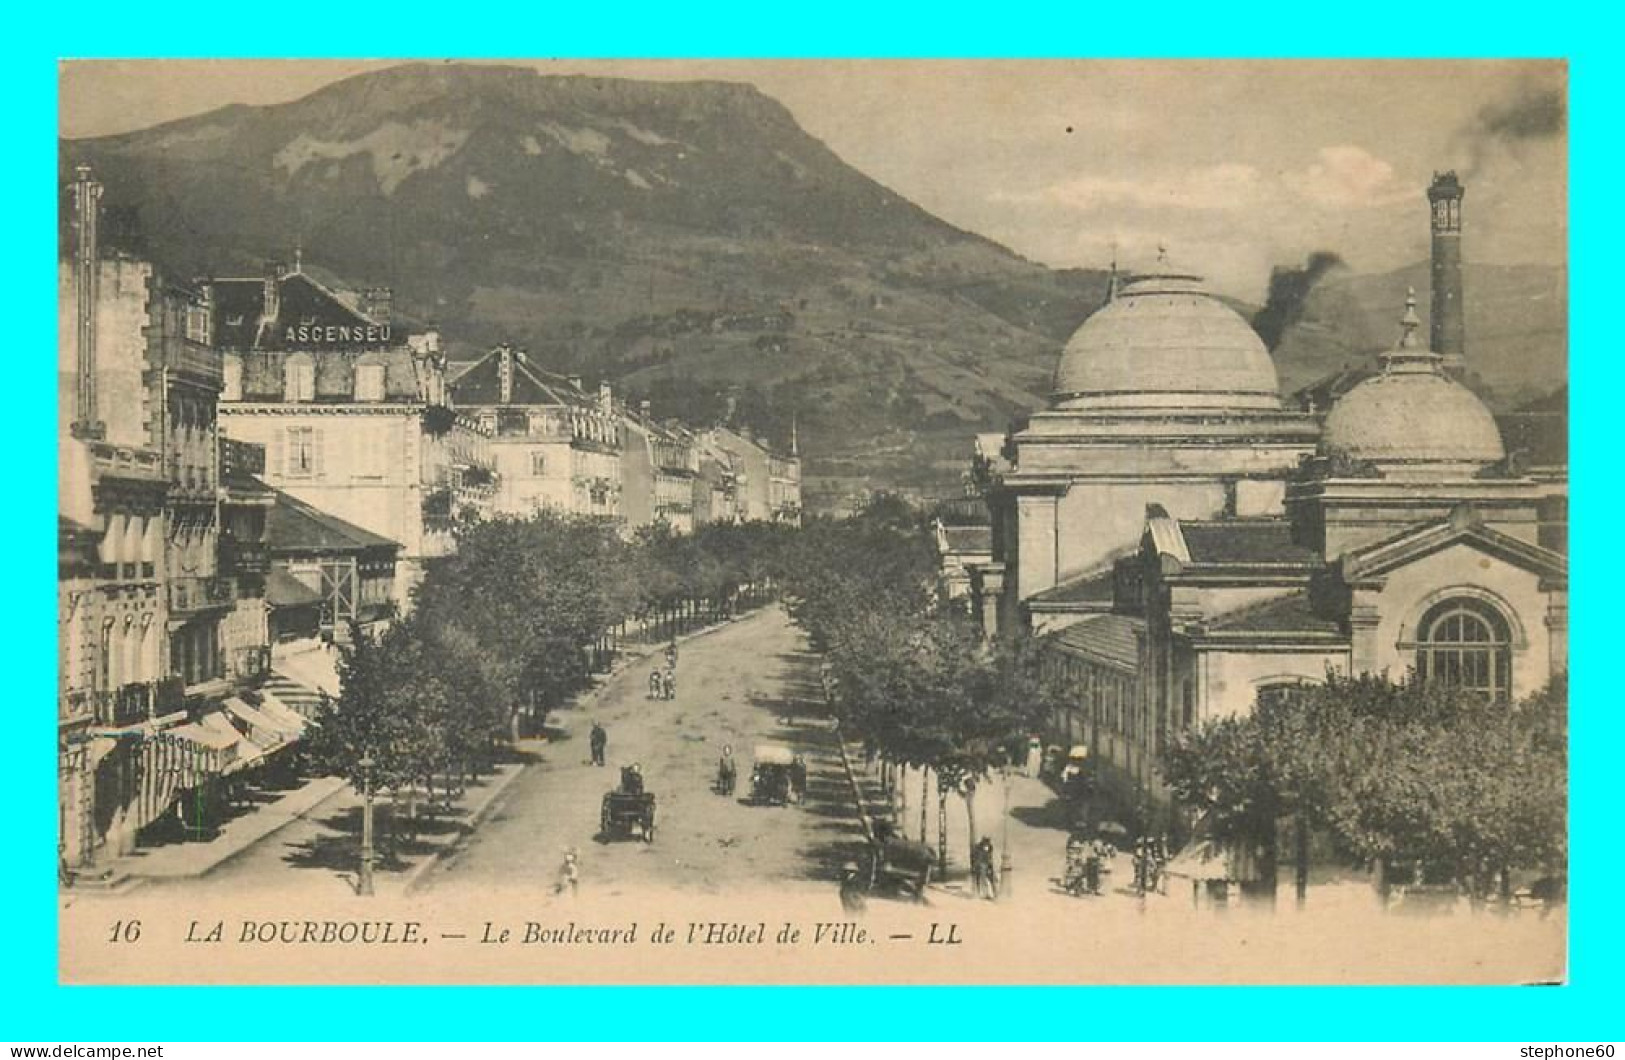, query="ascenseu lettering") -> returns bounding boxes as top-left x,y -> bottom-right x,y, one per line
283,323 -> 392,344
